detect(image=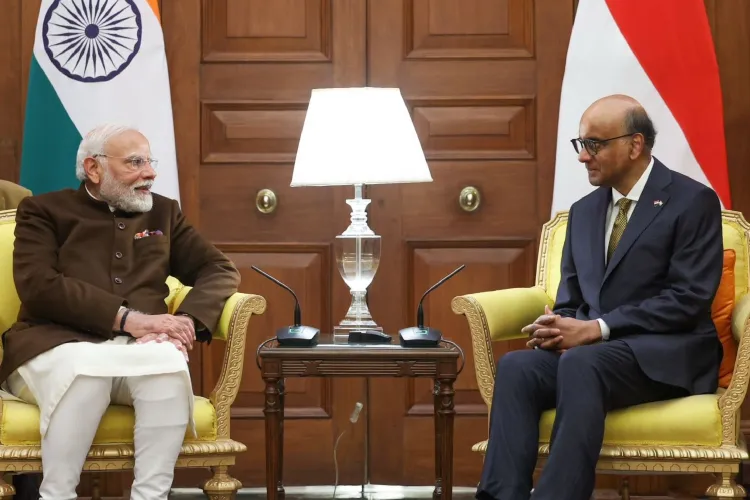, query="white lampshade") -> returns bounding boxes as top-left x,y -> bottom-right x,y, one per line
290,87 -> 433,187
